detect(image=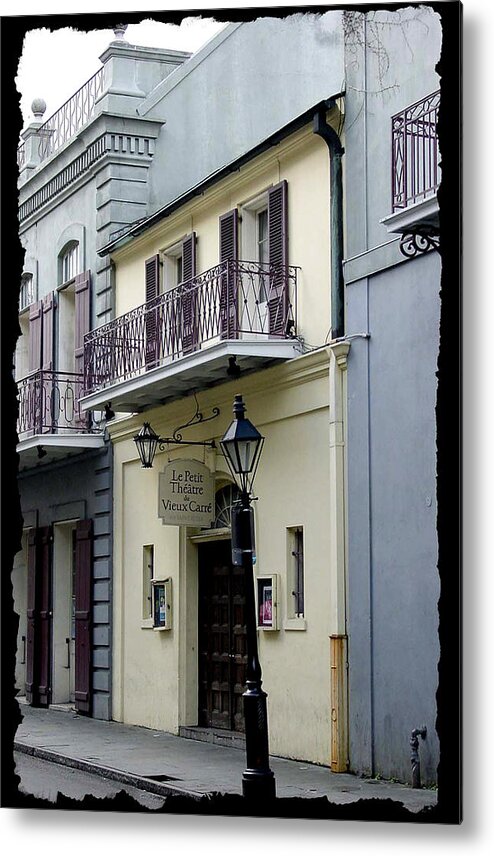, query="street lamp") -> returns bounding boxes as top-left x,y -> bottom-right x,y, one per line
220,394 -> 276,801
134,422 -> 160,468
